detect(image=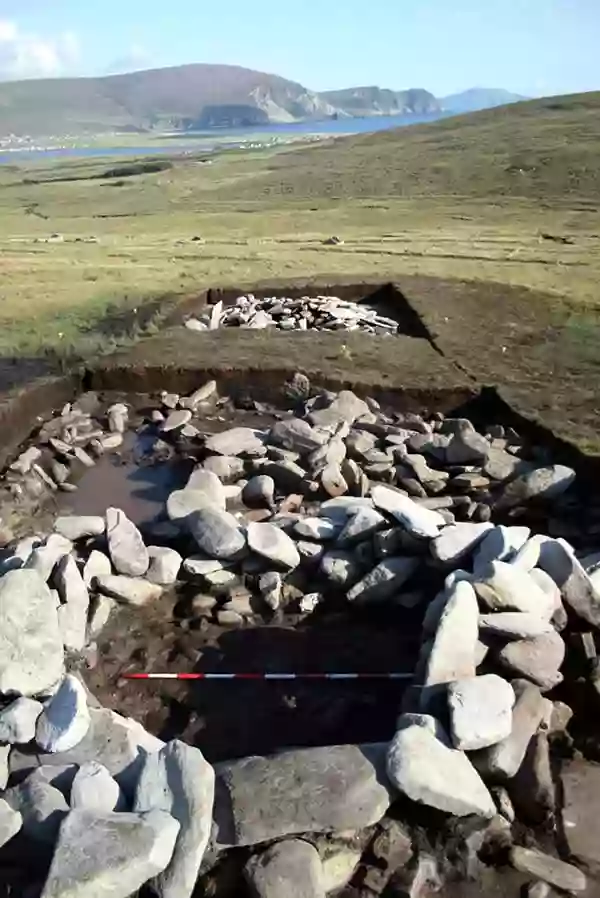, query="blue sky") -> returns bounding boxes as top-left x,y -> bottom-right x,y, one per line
0,0 -> 598,97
